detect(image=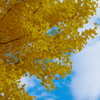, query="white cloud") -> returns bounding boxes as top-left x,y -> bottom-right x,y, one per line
46,98 -> 55,100
70,3 -> 100,100
32,92 -> 57,100
37,86 -> 45,91
71,40 -> 100,100
37,92 -> 48,98
20,74 -> 40,91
